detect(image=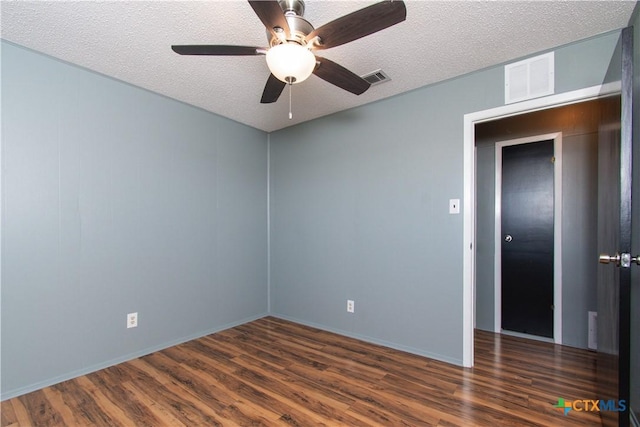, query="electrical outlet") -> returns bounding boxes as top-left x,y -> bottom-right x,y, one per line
347,300 -> 355,313
127,312 -> 138,329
